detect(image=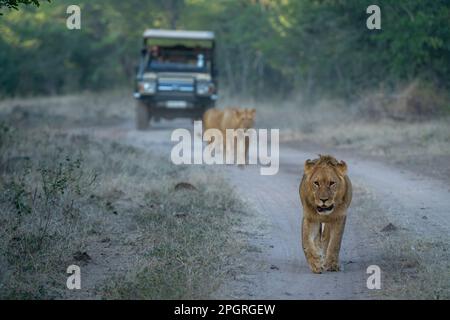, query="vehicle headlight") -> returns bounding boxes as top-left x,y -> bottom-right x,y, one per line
196,82 -> 214,95
138,81 -> 156,94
